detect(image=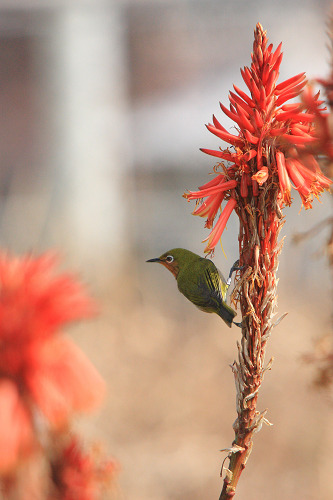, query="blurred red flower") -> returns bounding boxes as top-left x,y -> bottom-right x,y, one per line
0,253 -> 105,473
